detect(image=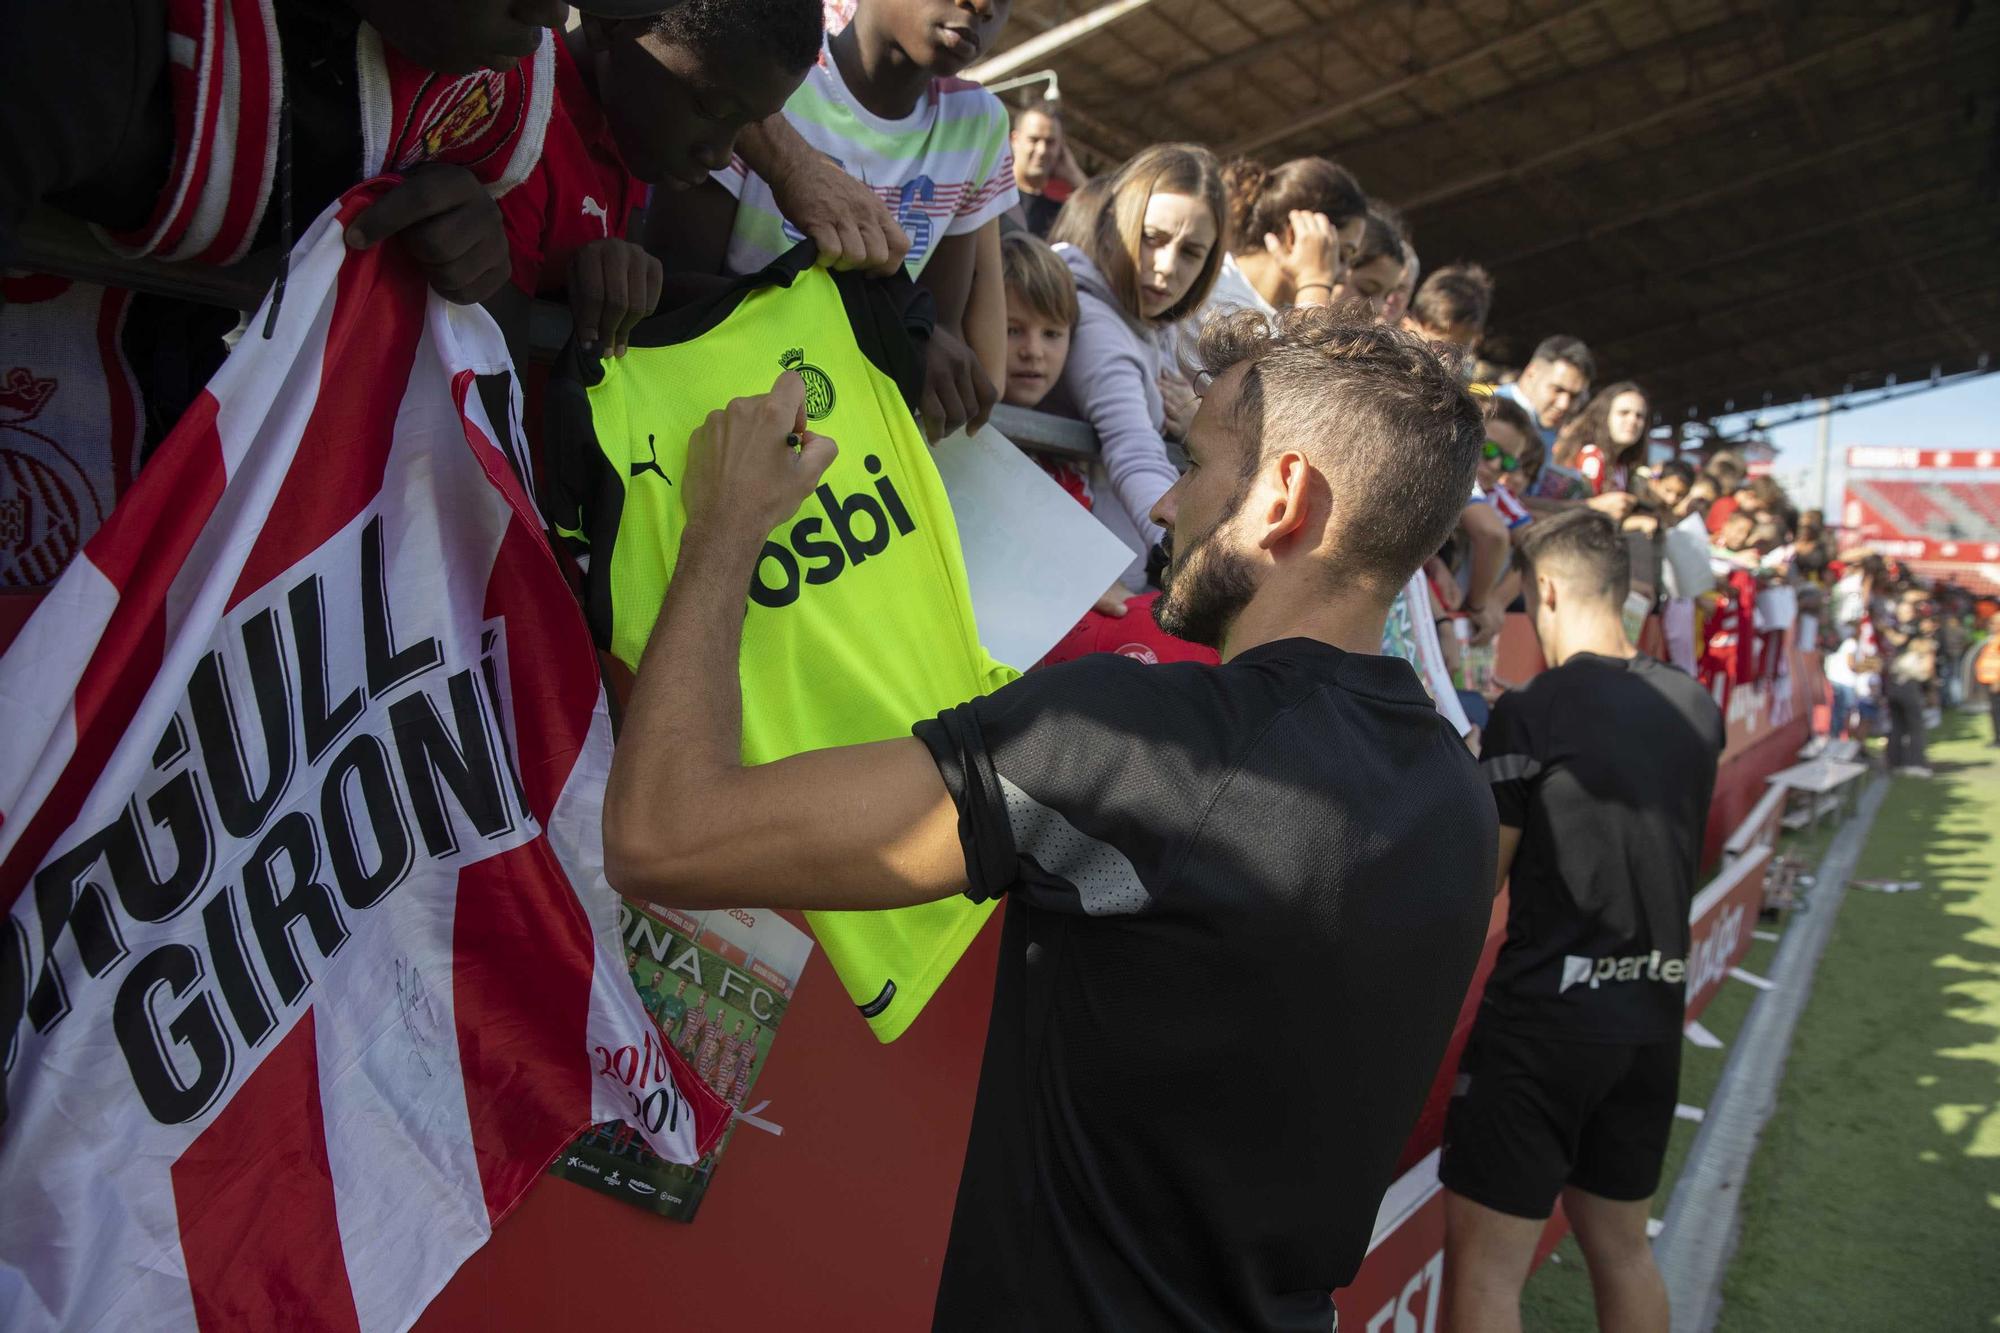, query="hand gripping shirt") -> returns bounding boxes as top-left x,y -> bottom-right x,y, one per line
711,34 -> 1017,279
546,242 -> 1016,1041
